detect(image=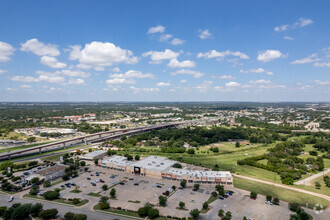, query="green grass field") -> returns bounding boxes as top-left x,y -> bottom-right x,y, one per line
294,175 -> 330,196
233,177 -> 329,208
